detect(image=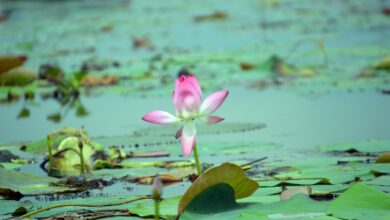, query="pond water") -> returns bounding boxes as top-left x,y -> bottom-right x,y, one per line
1,87 -> 389,149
